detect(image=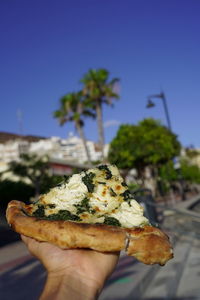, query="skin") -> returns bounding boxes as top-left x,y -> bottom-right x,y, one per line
21,235 -> 119,300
